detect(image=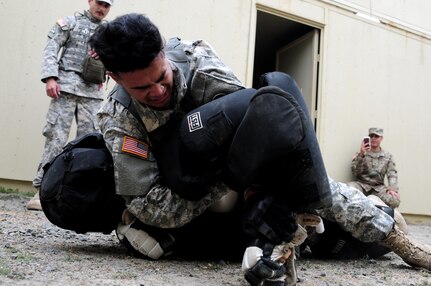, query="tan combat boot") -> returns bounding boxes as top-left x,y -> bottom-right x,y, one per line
26,191 -> 42,211
380,225 -> 431,271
